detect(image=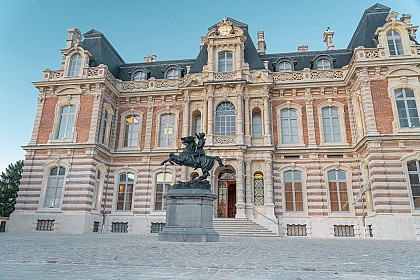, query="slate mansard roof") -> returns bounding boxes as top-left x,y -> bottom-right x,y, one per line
80,3 -> 399,81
